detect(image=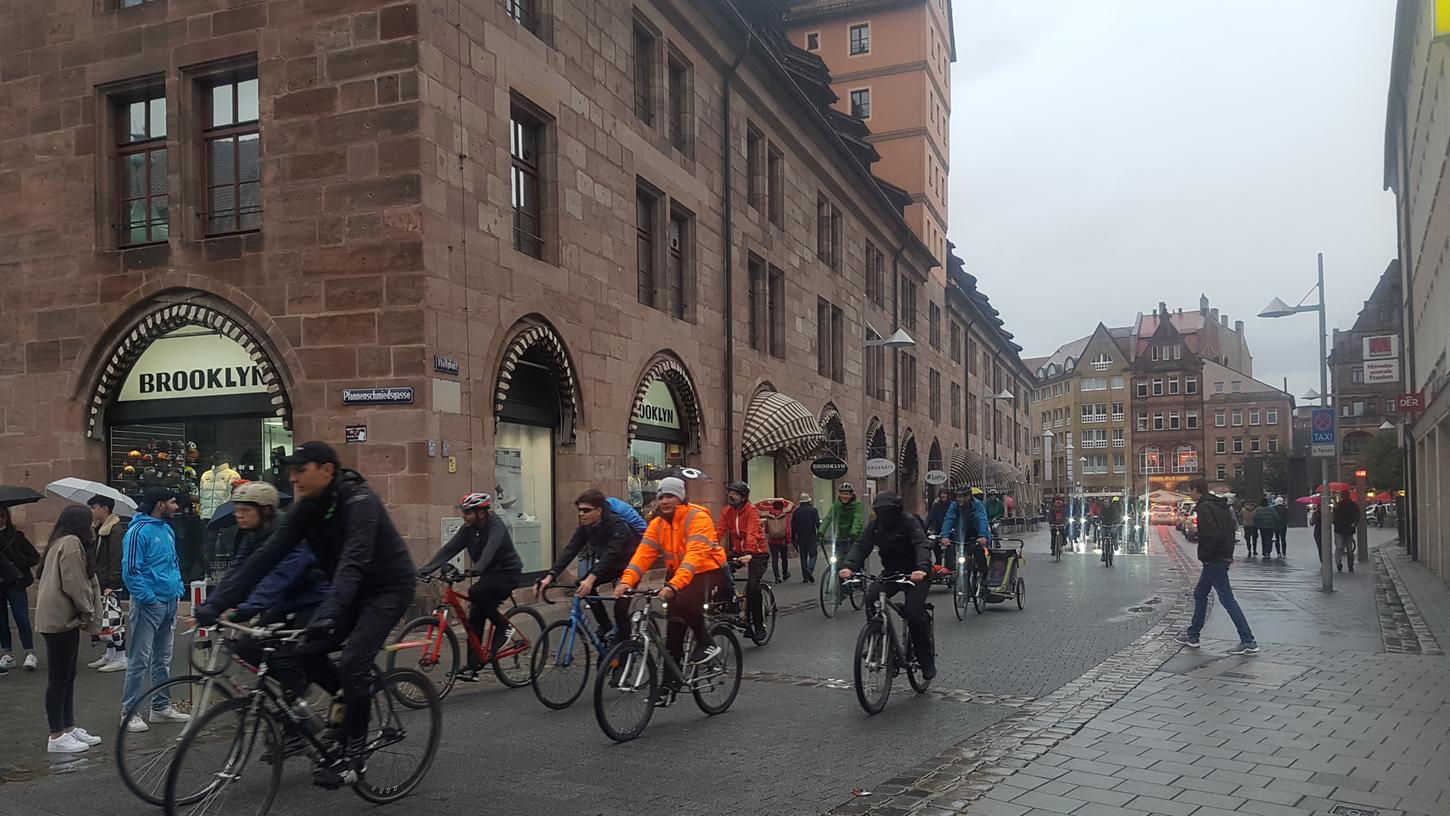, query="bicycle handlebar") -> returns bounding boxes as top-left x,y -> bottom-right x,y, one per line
841,572 -> 916,589
214,618 -> 305,641
418,566 -> 479,584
